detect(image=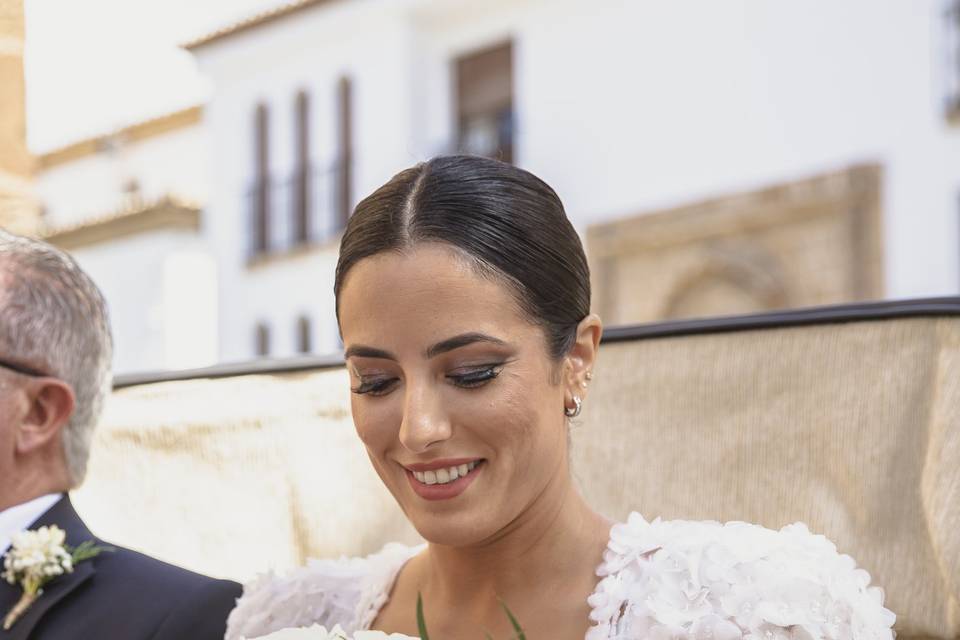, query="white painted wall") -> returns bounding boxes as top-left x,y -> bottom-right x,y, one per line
34,123 -> 208,227
239,246 -> 340,360
195,0 -> 421,362
412,0 -> 960,297
69,230 -> 216,374
193,0 -> 959,365
42,0 -> 958,372
32,119 -> 214,374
